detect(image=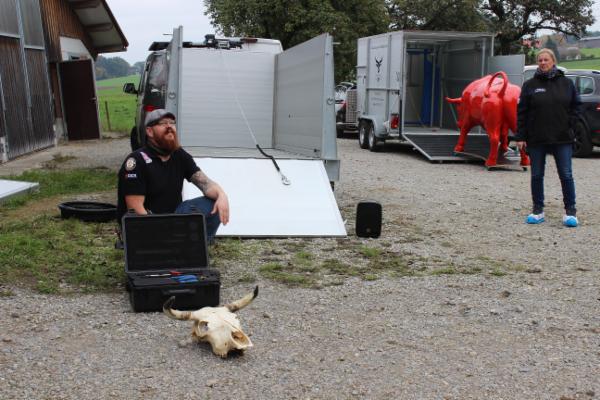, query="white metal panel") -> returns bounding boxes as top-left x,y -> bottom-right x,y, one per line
273,34 -> 328,156
389,32 -> 404,92
182,158 -> 346,237
0,179 -> 38,202
178,49 -> 276,148
367,35 -> 390,90
488,54 -> 525,86
357,37 -> 368,67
